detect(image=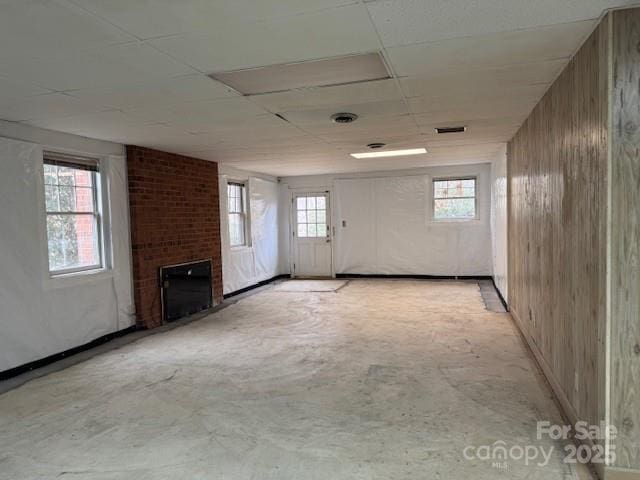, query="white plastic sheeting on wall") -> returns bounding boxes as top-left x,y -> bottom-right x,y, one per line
219,171 -> 280,294
0,136 -> 134,372
491,145 -> 508,301
334,171 -> 492,275
282,164 -> 493,276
